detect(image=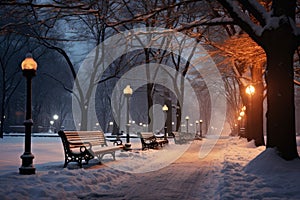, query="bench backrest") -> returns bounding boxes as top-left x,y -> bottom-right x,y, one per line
59,131 -> 107,152
139,132 -> 155,139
